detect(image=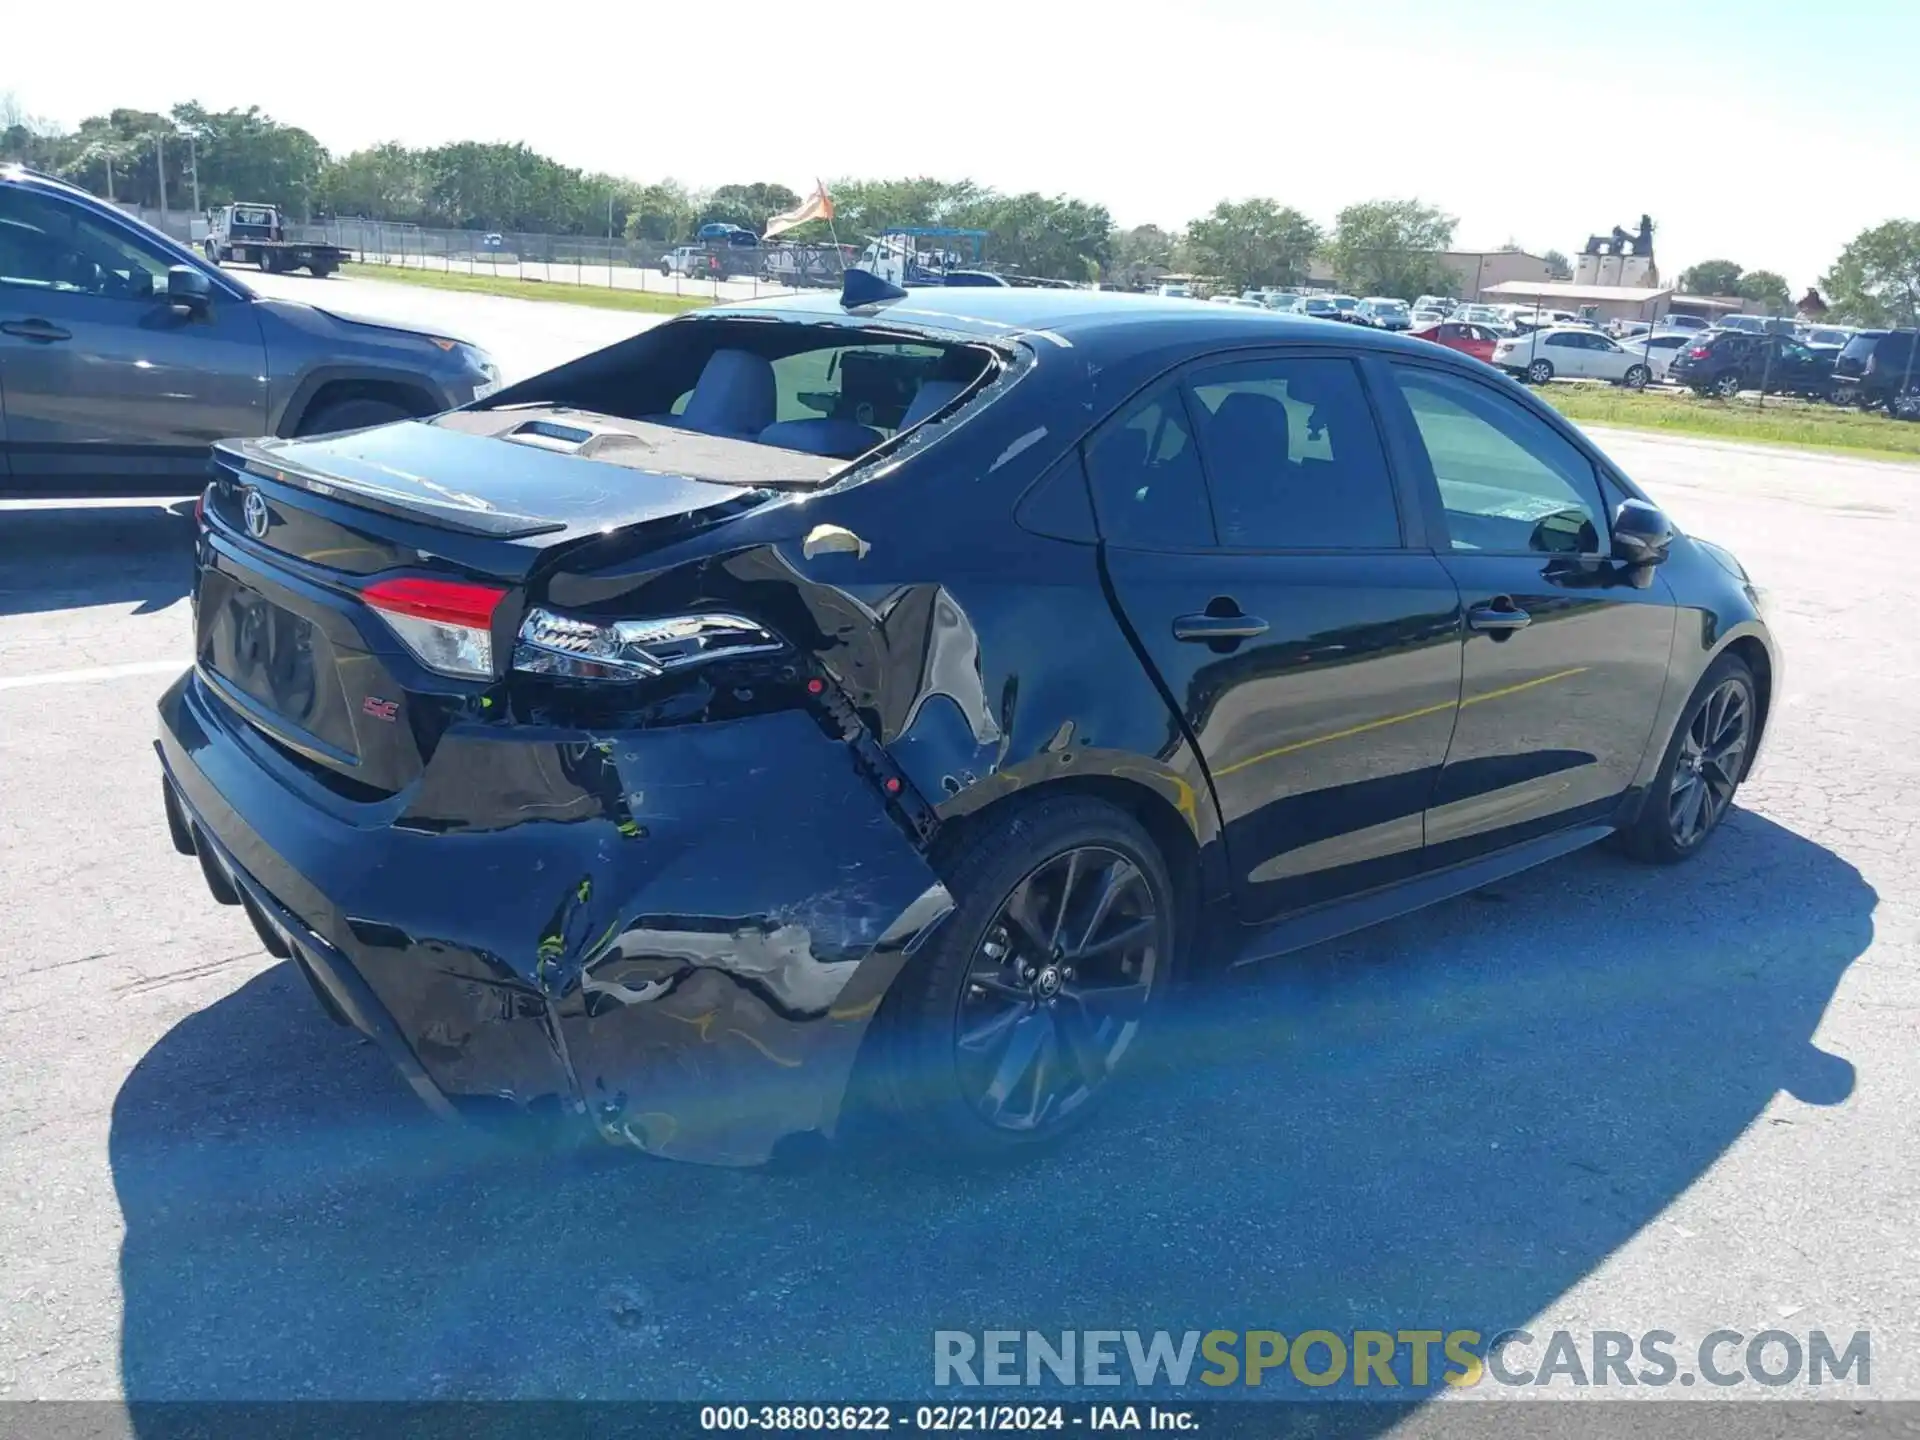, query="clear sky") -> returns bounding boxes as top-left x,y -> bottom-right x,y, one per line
8,0 -> 1916,287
